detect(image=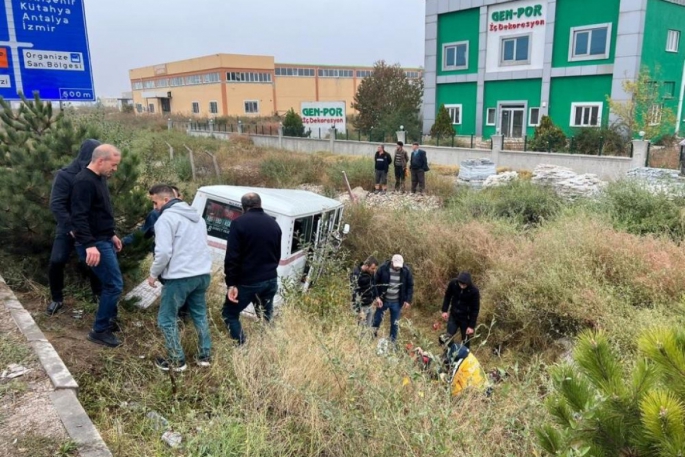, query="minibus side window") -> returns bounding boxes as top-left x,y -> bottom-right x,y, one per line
202,199 -> 243,241
291,216 -> 314,254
